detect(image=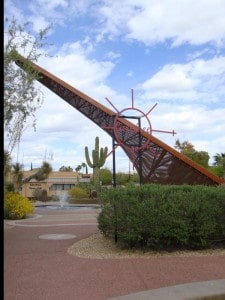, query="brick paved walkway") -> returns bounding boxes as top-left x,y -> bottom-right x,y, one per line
4,205 -> 225,300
